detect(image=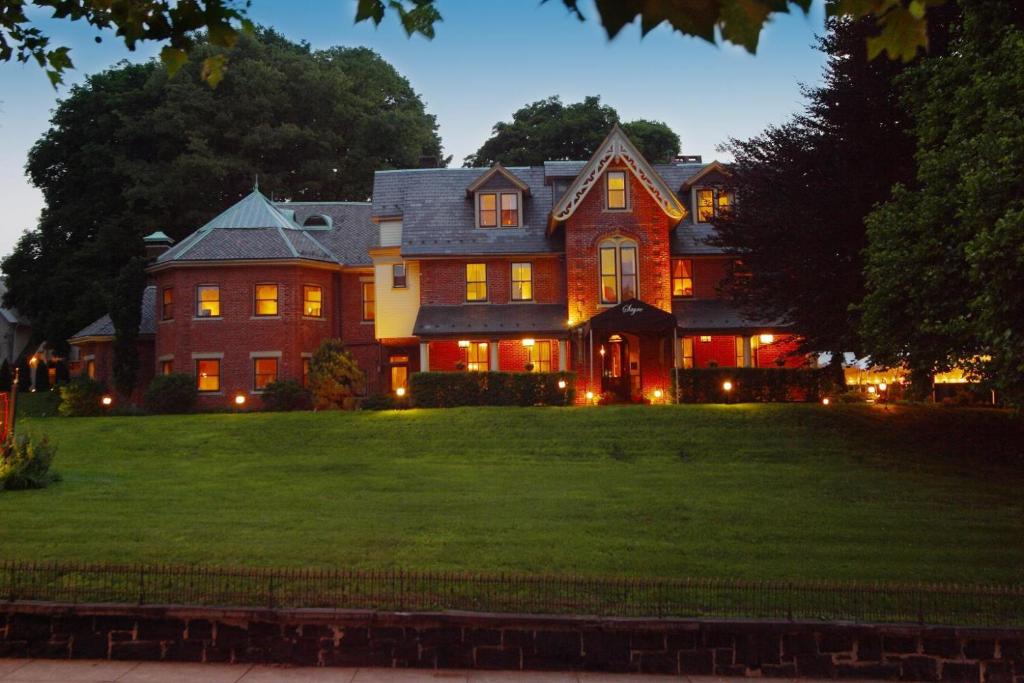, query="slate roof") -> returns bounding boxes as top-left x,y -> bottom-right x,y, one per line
70,286 -> 156,341
155,191 -> 374,267
413,304 -> 569,338
673,299 -> 789,332
372,160 -> 726,258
